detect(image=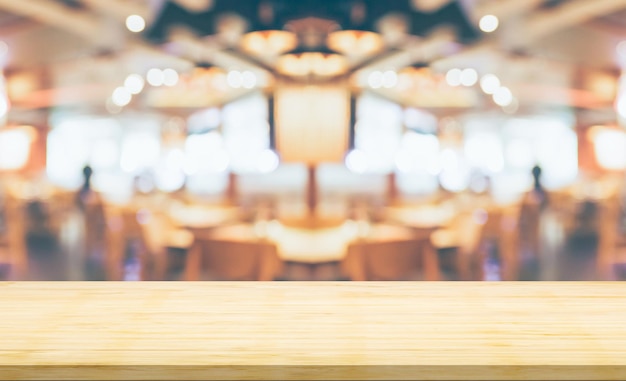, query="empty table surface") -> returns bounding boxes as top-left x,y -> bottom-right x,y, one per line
1,282 -> 626,380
